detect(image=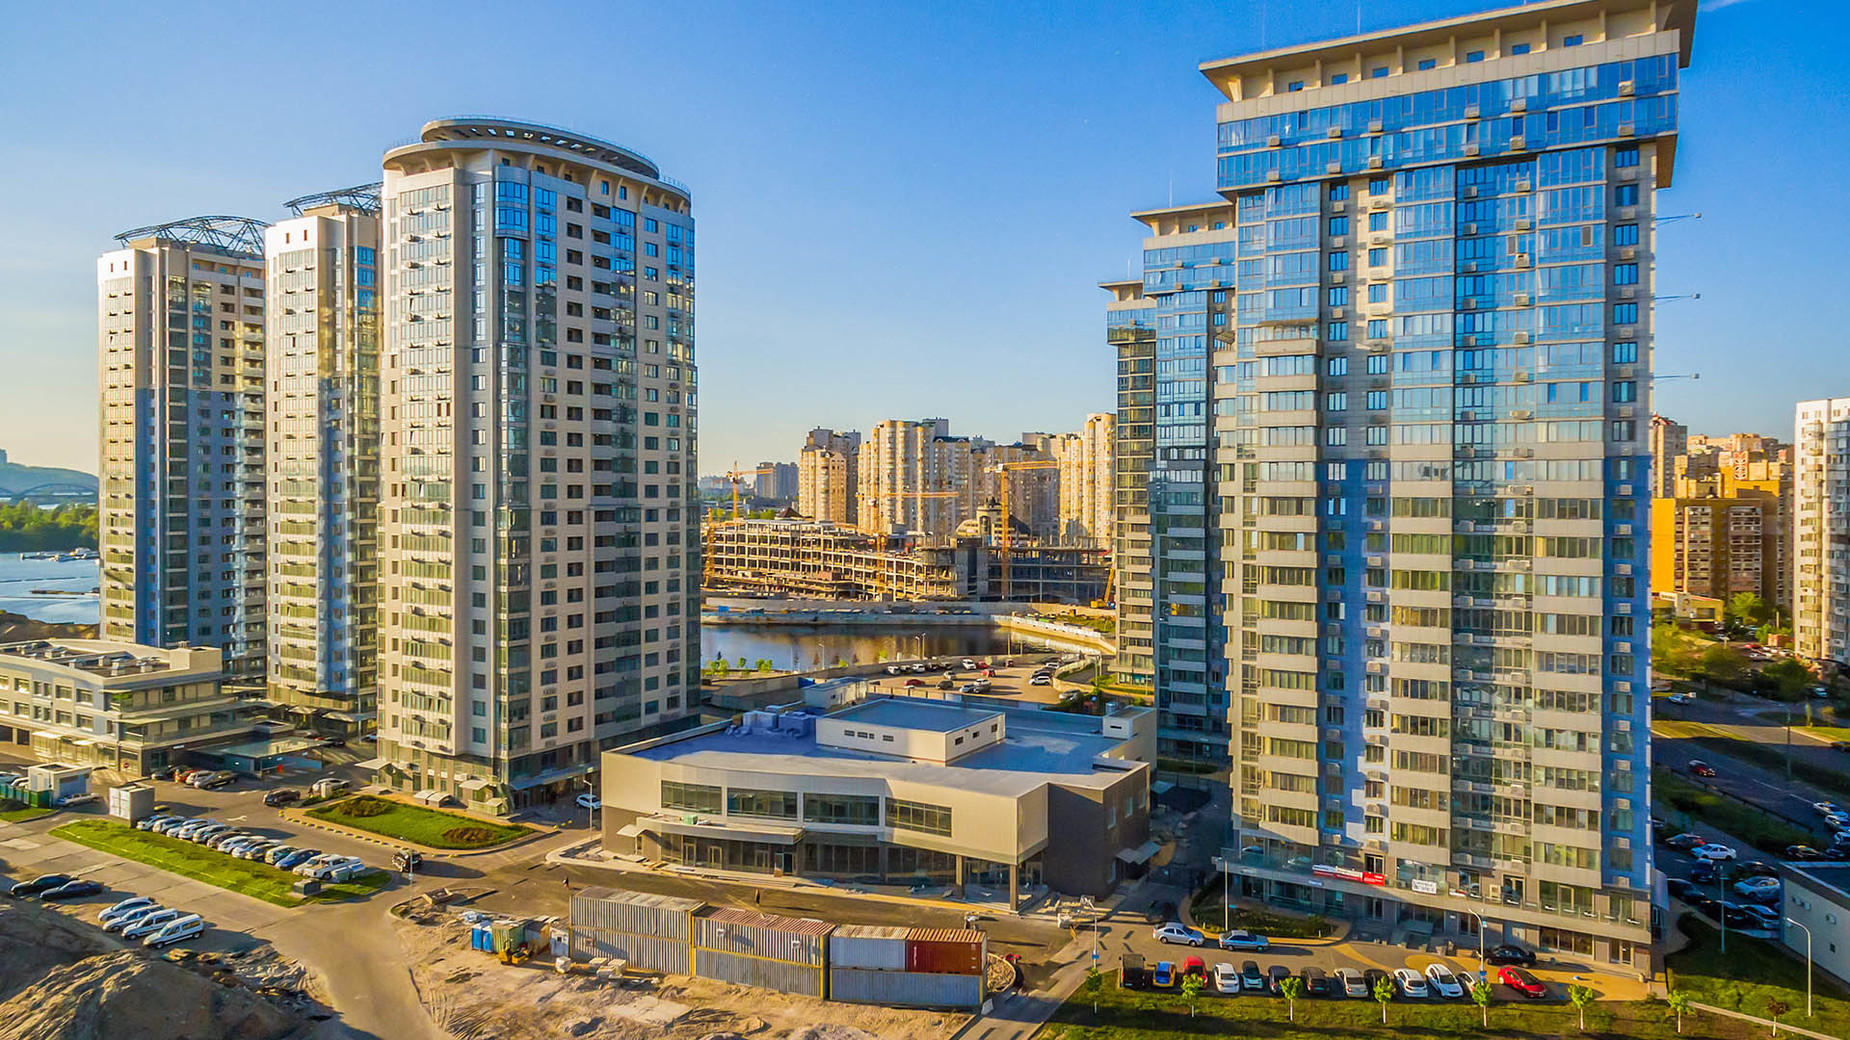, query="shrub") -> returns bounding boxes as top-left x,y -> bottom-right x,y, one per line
334,796 -> 393,818
444,826 -> 500,845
